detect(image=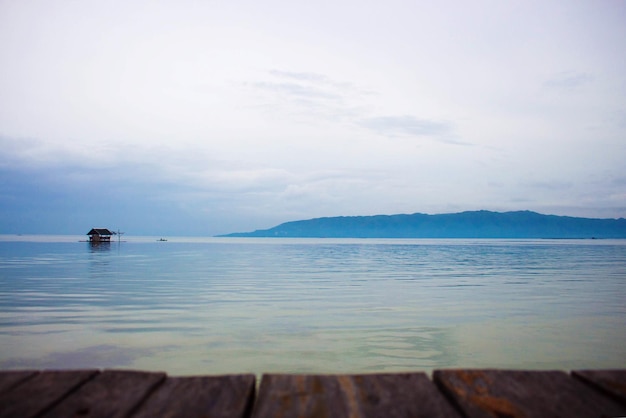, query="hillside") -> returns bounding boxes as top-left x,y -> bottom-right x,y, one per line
218,210 -> 626,238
